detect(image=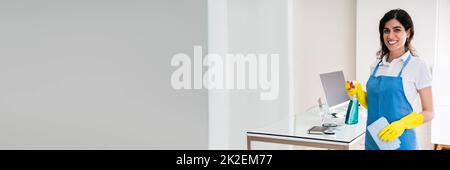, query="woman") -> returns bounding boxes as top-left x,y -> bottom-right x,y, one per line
347,9 -> 434,150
